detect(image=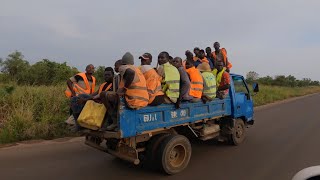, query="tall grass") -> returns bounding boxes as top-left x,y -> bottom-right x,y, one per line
0,84 -> 320,144
0,84 -> 71,144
